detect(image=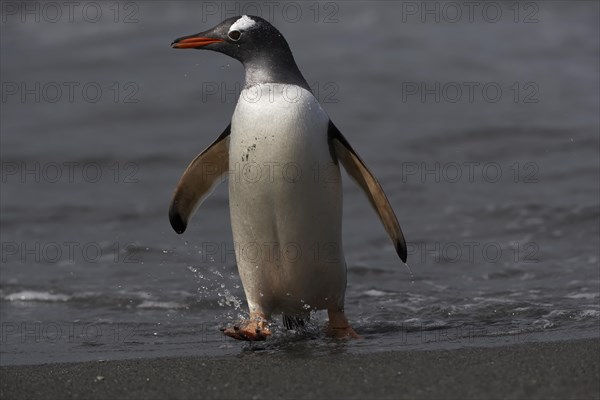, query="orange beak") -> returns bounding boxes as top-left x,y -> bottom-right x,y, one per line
171,37 -> 224,49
